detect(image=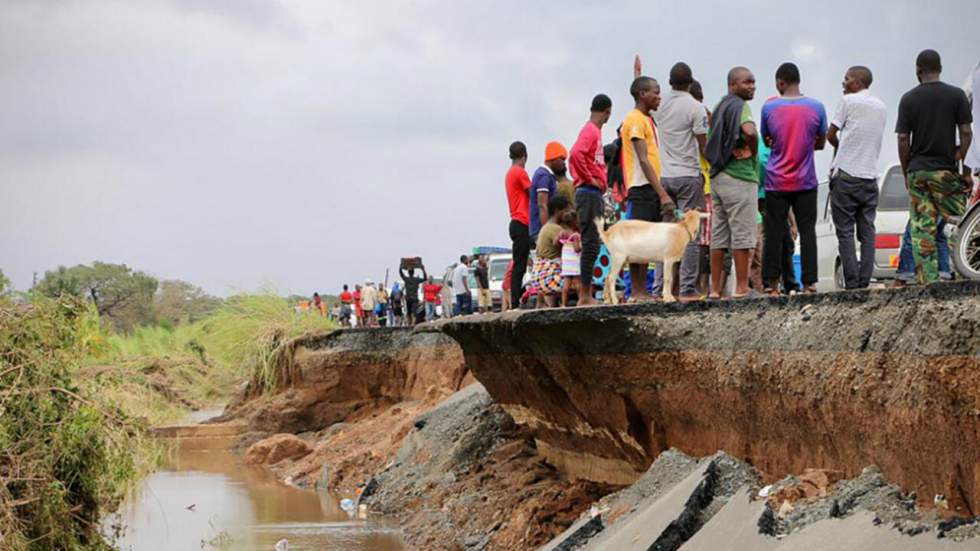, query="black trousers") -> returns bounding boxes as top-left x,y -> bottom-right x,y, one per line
509,220 -> 530,306
830,172 -> 878,289
760,199 -> 800,292
576,187 -> 604,290
763,189 -> 818,286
